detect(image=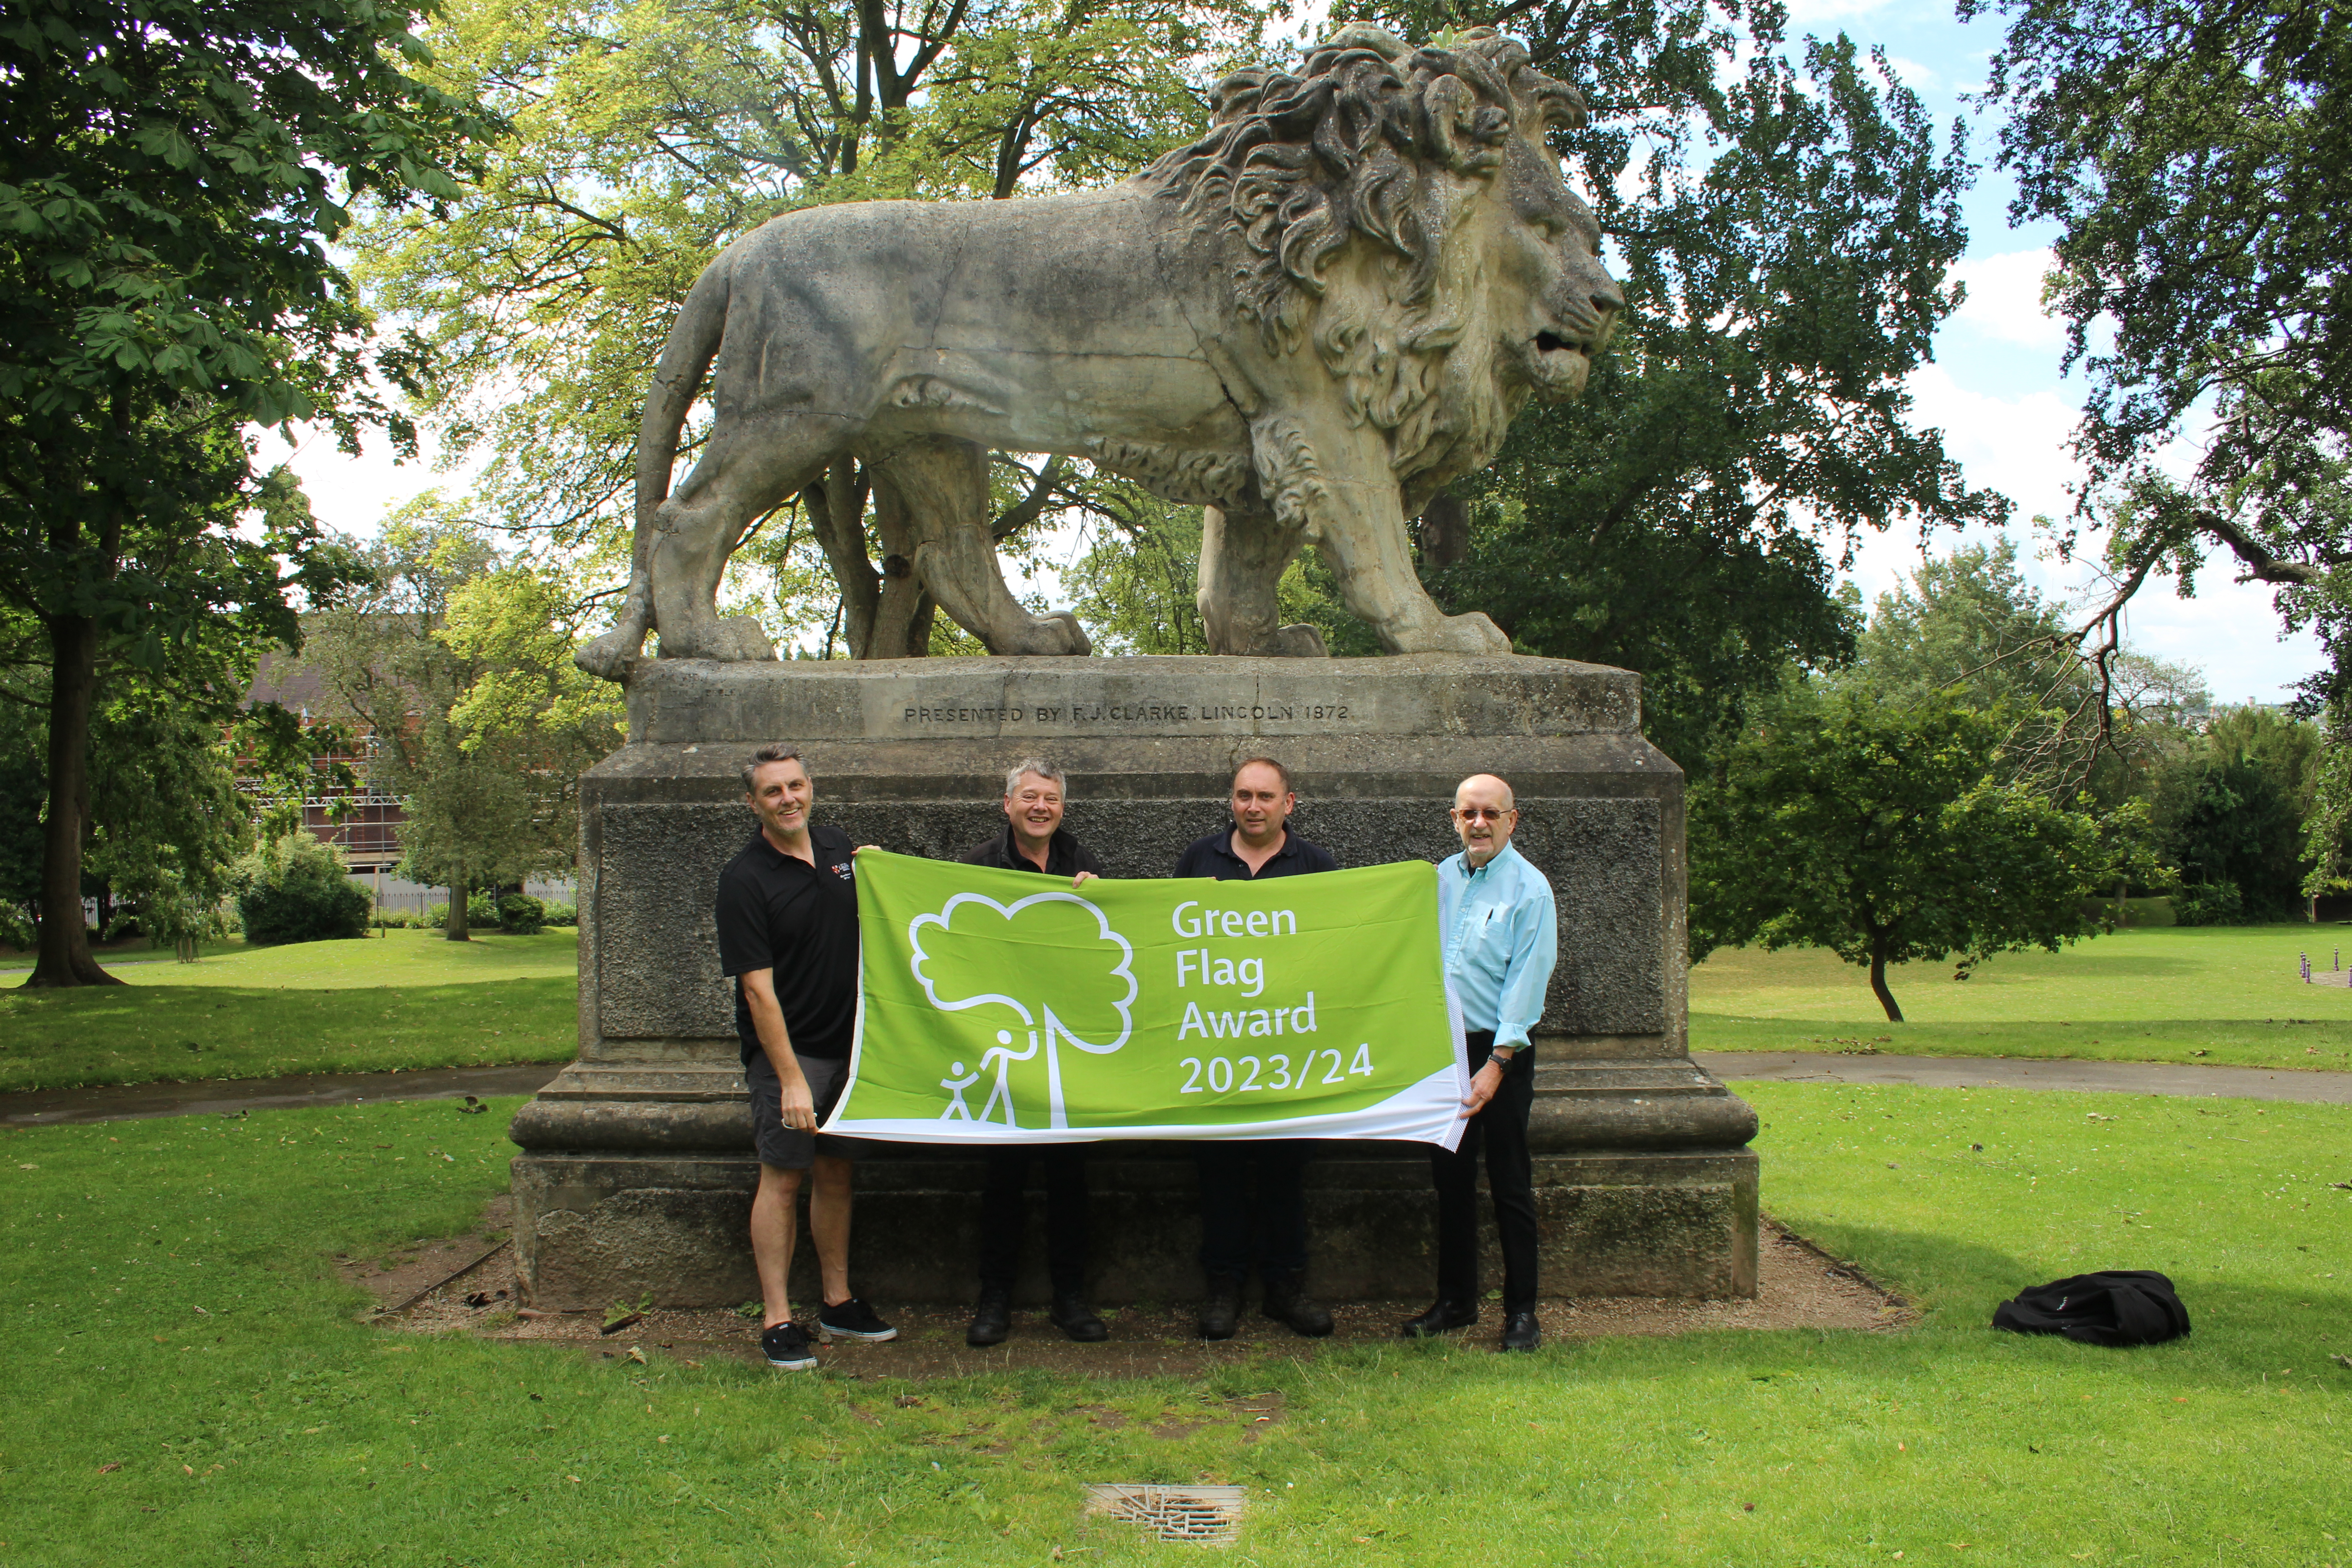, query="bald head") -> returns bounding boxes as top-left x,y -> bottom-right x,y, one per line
1450,774 -> 1519,867
1455,774 -> 1514,812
